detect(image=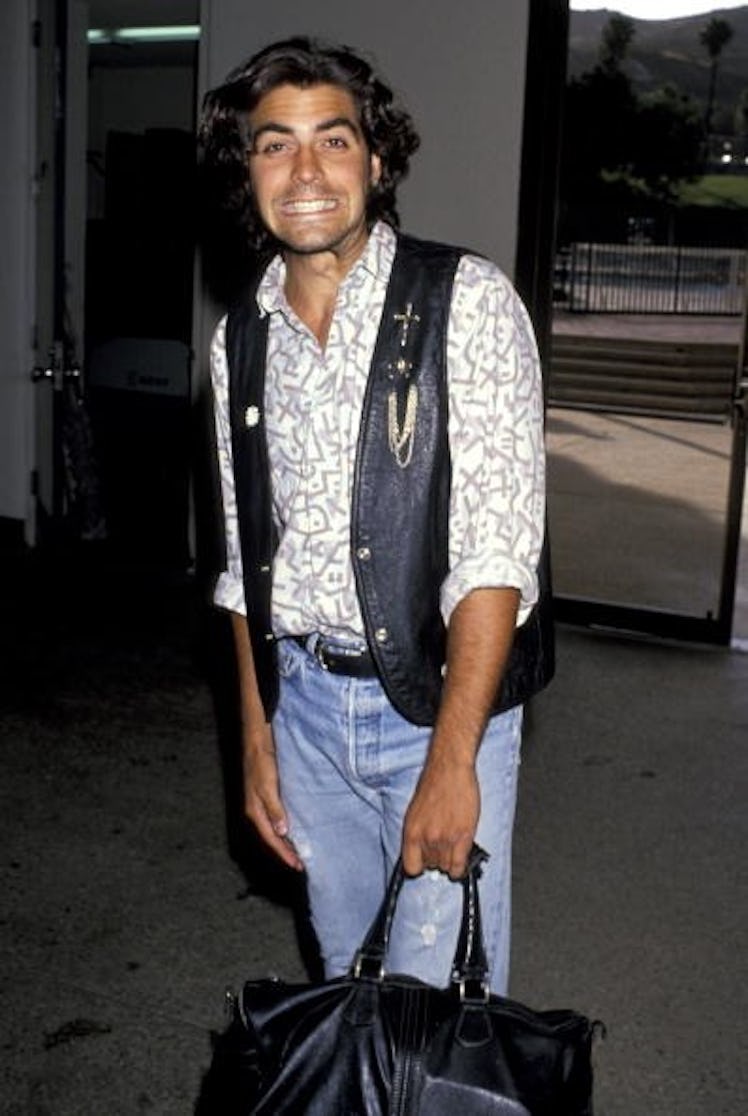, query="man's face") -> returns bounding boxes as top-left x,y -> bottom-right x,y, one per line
247,82 -> 381,266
